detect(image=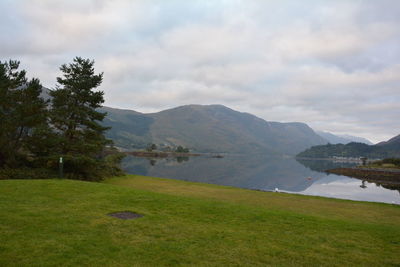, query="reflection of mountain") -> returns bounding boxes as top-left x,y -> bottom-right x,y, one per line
297,159 -> 400,194
301,175 -> 400,203
296,158 -> 357,172
377,183 -> 400,194
122,154 -> 329,192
